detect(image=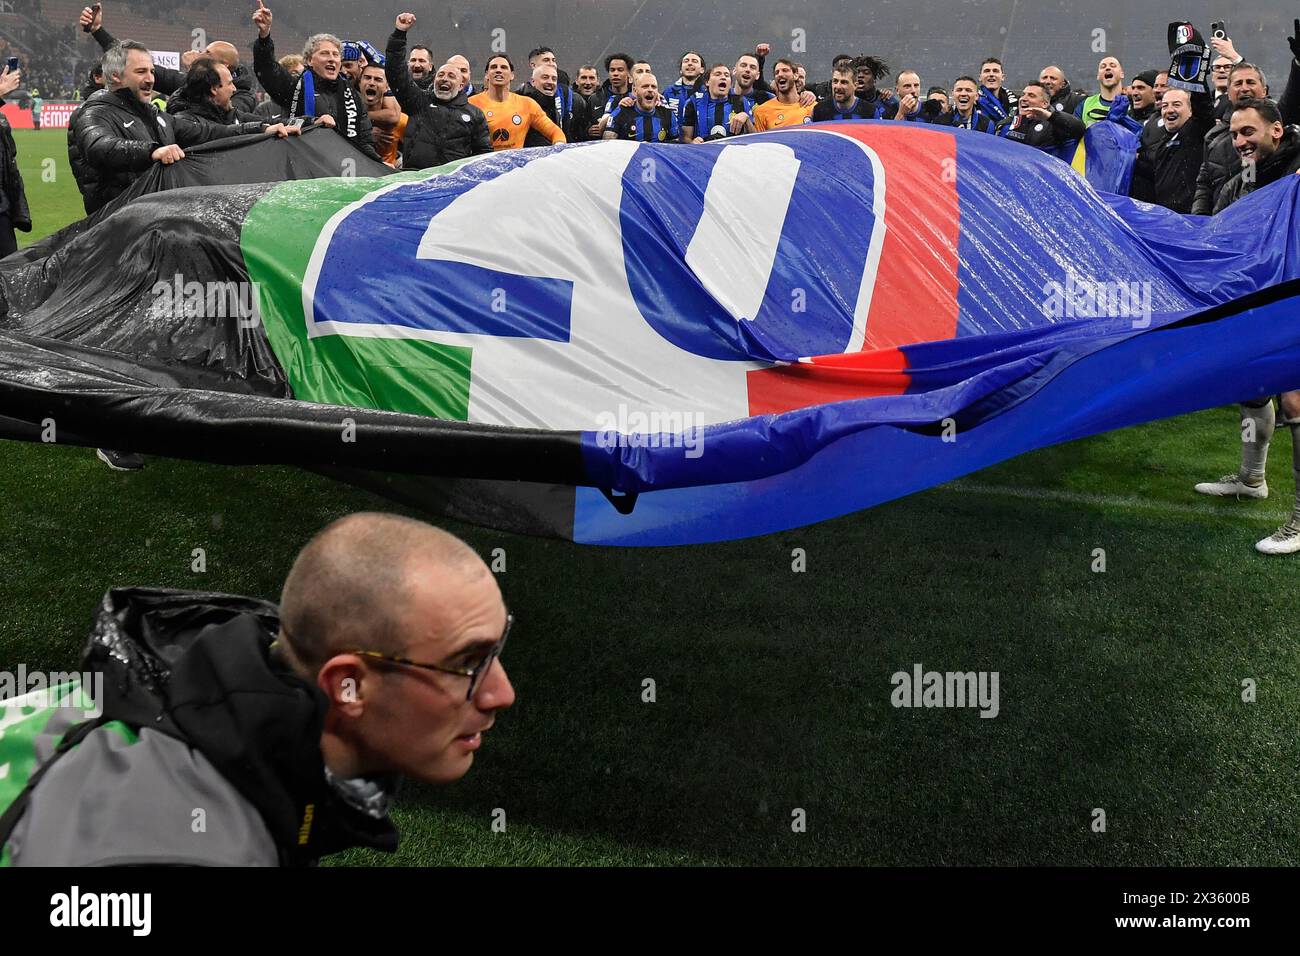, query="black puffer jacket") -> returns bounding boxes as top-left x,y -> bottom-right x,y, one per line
1133,92 -> 1215,213
997,108 -> 1085,151
253,34 -> 380,162
1193,60 -> 1300,214
78,74 -> 104,102
0,103 -> 31,231
255,97 -> 285,120
1192,123 -> 1238,215
1213,125 -> 1300,213
67,87 -> 250,214
229,68 -> 259,115
167,95 -> 268,130
2,588 -> 399,866
521,81 -> 593,145
95,25 -> 260,113
384,30 -> 490,168
91,27 -> 183,96
1050,82 -> 1087,116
